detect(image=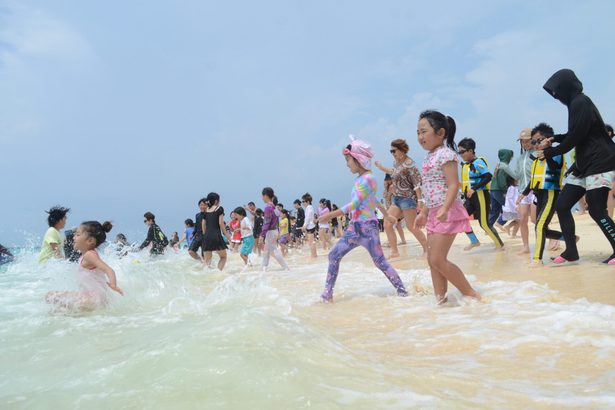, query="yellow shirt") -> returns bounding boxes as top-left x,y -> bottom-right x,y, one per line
39,227 -> 64,263
279,218 -> 289,236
